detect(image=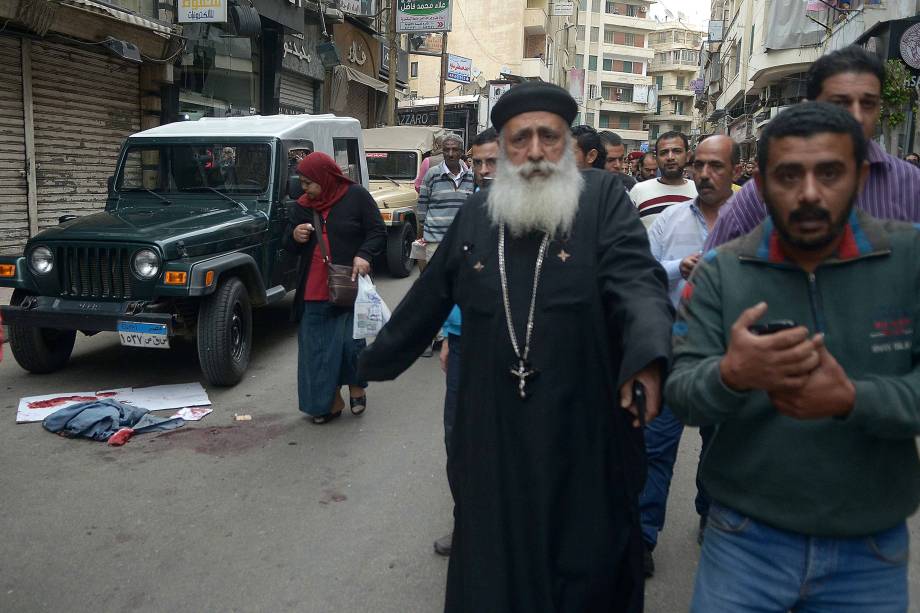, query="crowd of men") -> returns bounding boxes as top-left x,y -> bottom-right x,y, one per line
365,44 -> 920,613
